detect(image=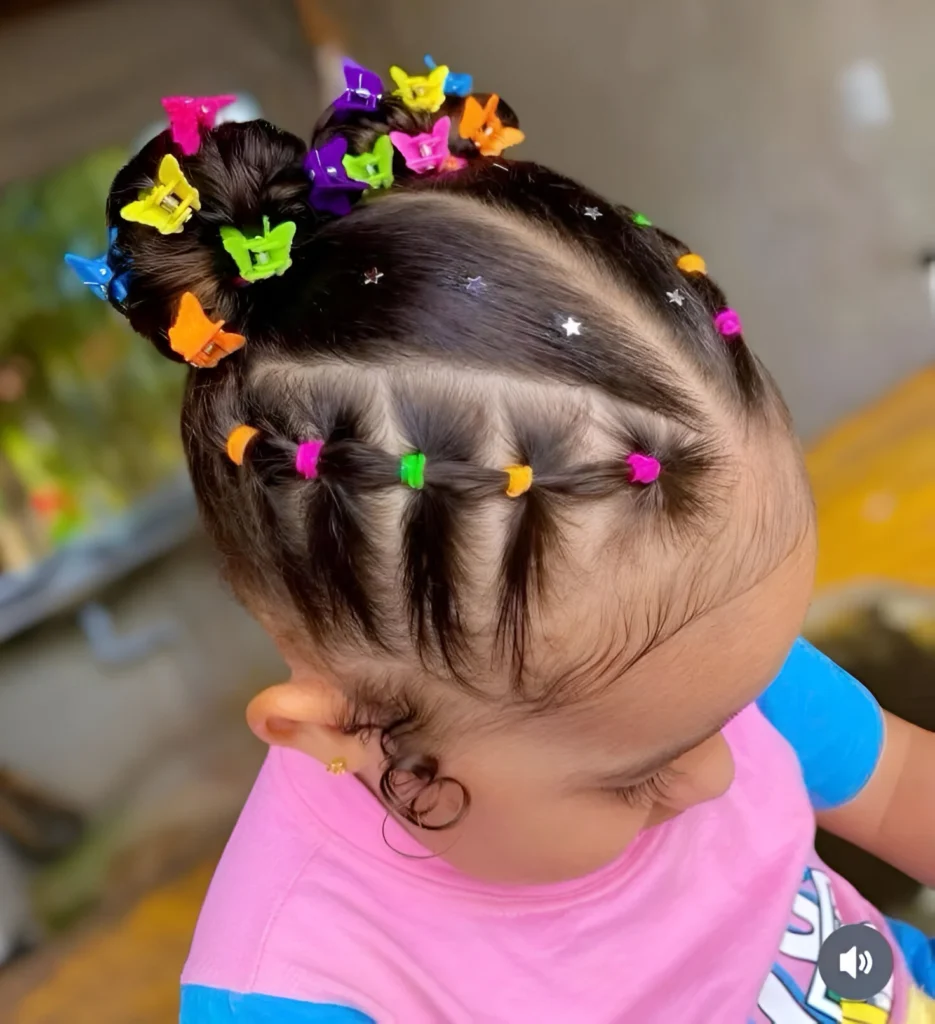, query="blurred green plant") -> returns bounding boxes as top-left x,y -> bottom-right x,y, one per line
0,148 -> 185,571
